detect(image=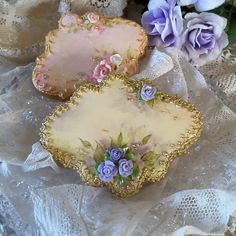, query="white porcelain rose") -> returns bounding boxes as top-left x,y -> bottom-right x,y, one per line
110,54 -> 123,66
